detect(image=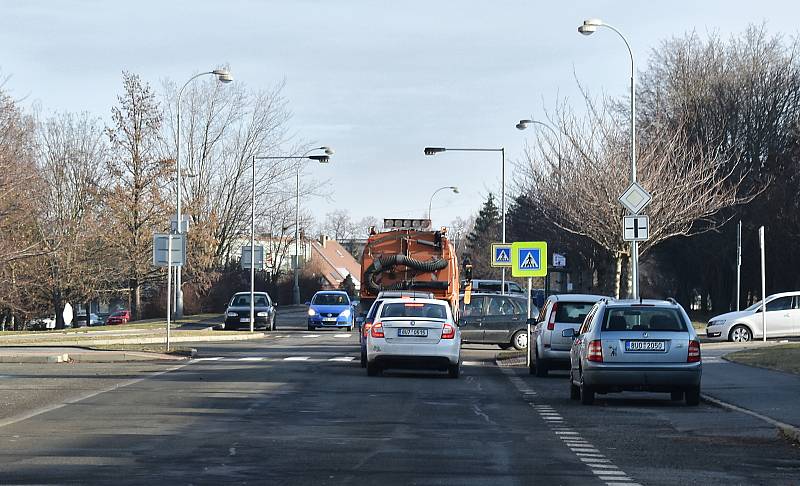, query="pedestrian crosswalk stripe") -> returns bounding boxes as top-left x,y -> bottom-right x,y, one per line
284,356 -> 310,361
238,357 -> 264,361
303,334 -> 321,338
194,357 -> 223,361
328,356 -> 355,362
334,334 -> 351,338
